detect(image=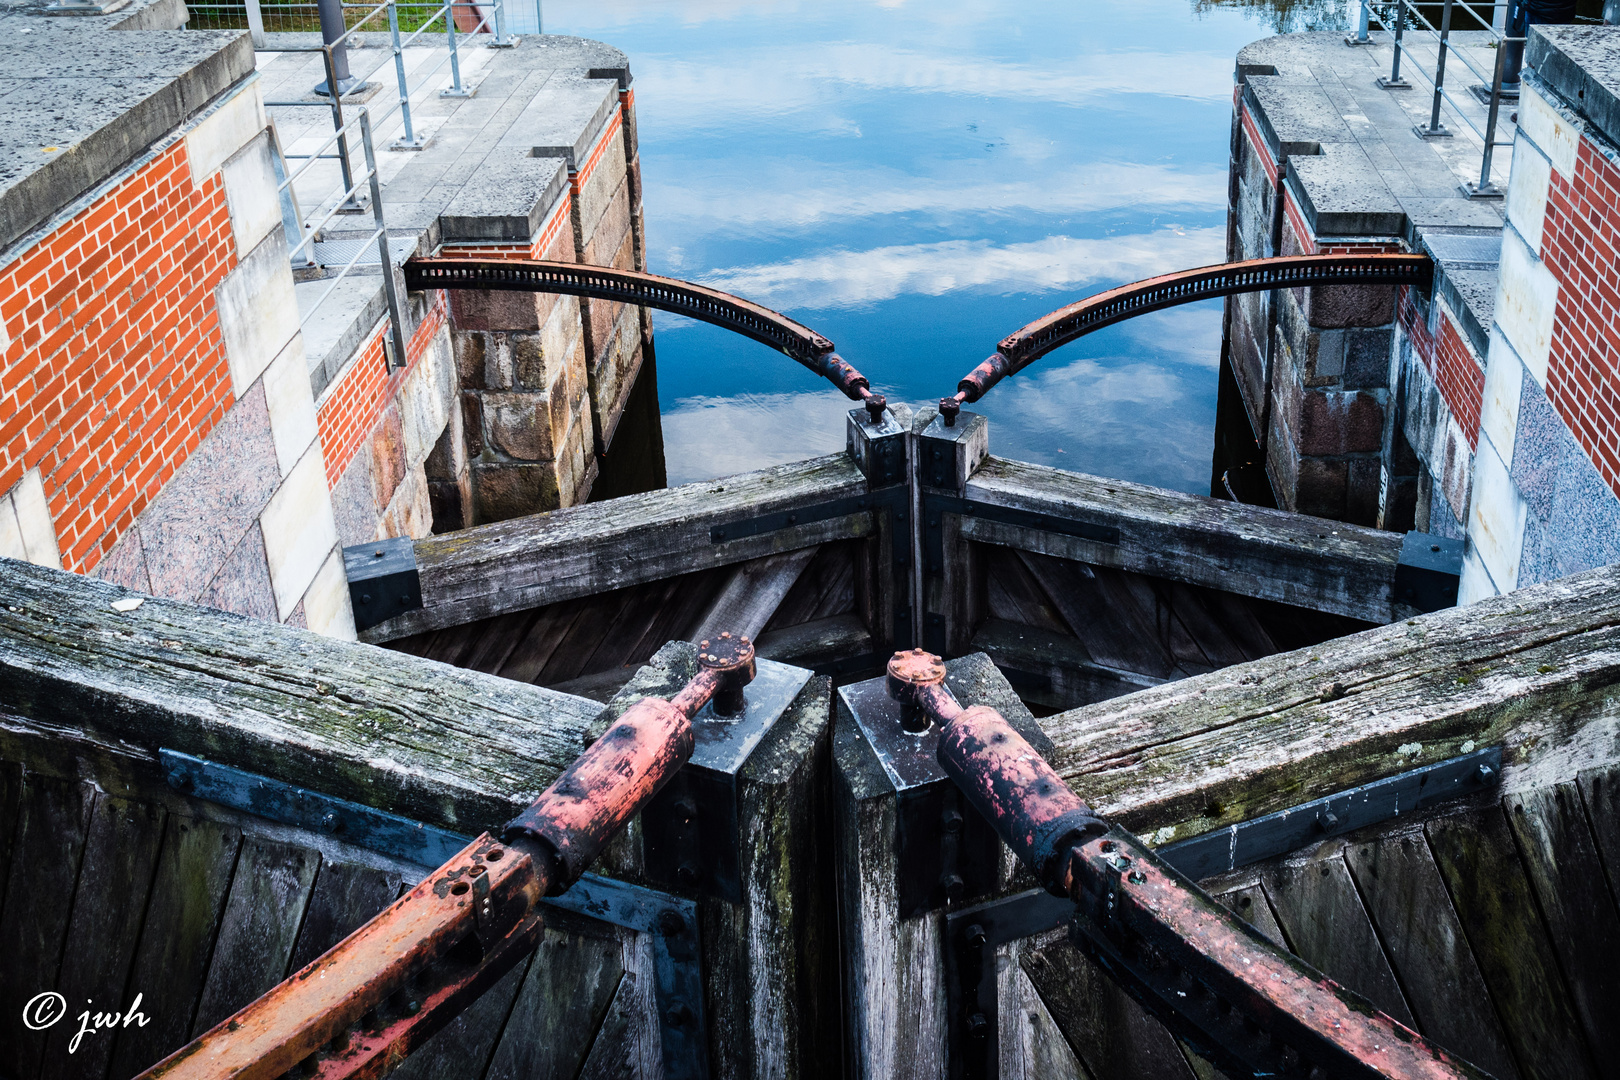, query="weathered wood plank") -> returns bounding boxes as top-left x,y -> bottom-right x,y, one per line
1001,944 -> 1092,1080
971,618 -> 1161,712
576,972 -> 640,1080
962,456 -> 1404,623
691,547 -> 819,644
1427,807 -> 1596,1080
191,838 -> 320,1036
765,539 -> 858,631
1212,881 -> 1287,948
375,453 -> 871,641
286,860 -> 403,974
1163,581 -> 1253,668
1502,784 -> 1620,1074
108,815 -> 241,1079
45,794 -> 168,1079
755,612 -> 875,671
1342,830 -> 1520,1080
1202,589 -> 1277,661
0,772 -> 95,1080
1262,849 -> 1416,1026
1040,564 -> 1620,844
0,759 -> 20,923
0,559 -> 602,838
484,919 -> 625,1079
984,546 -> 1071,635
1578,765 -> 1620,909
389,951 -> 533,1080
1021,936 -> 1198,1080
1017,551 -> 1176,678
